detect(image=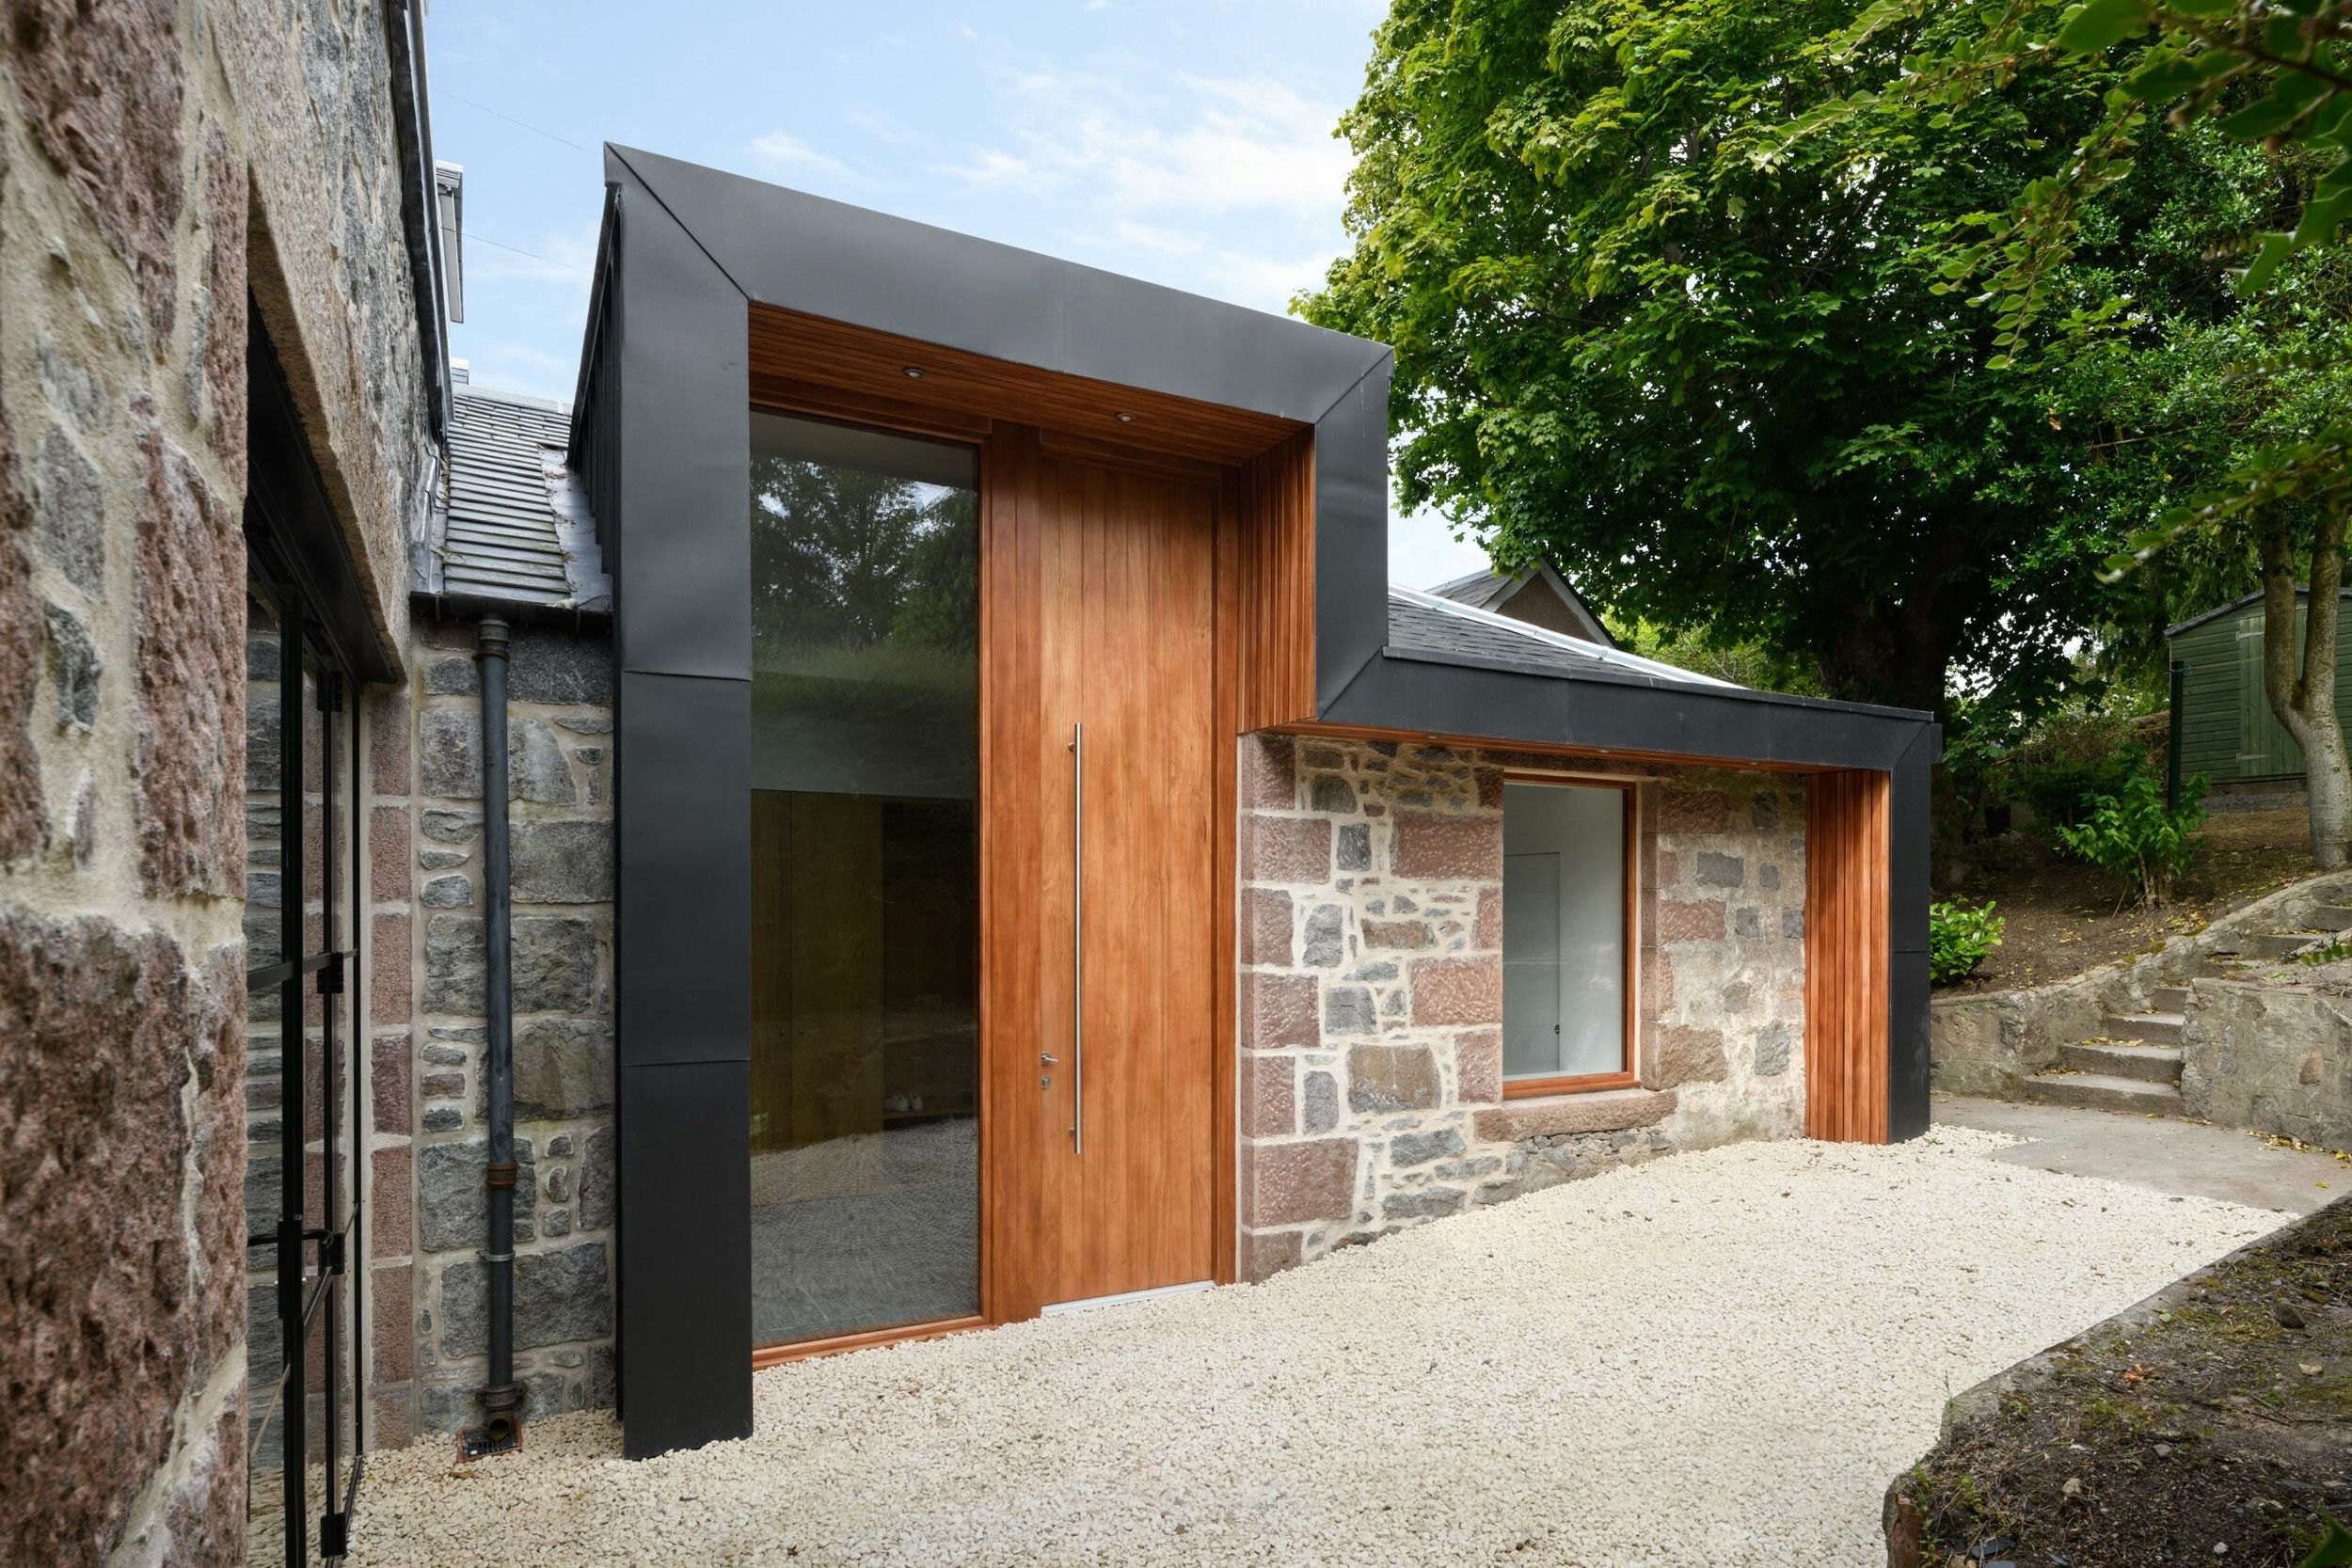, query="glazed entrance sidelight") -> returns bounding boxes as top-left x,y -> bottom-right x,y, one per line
746,413 -> 983,1351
